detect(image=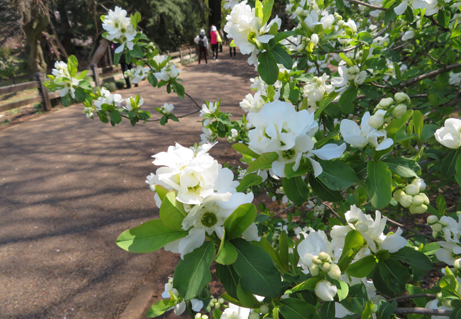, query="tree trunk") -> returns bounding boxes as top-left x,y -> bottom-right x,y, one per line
22,10 -> 49,73
90,39 -> 109,66
208,0 -> 222,30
